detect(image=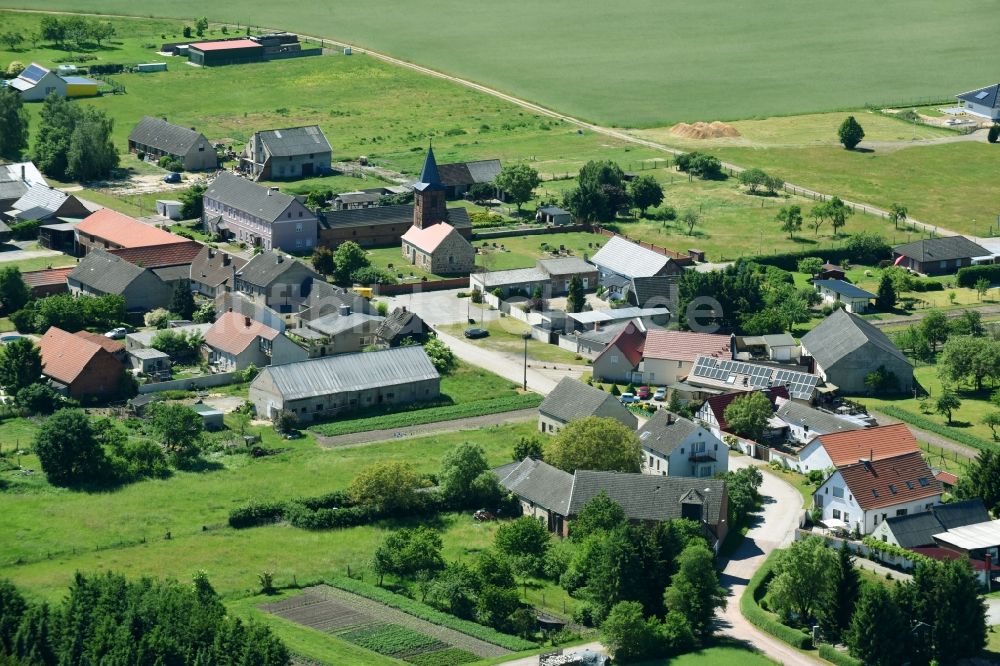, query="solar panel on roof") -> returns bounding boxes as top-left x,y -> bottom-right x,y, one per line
20,64 -> 46,83
976,91 -> 990,99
